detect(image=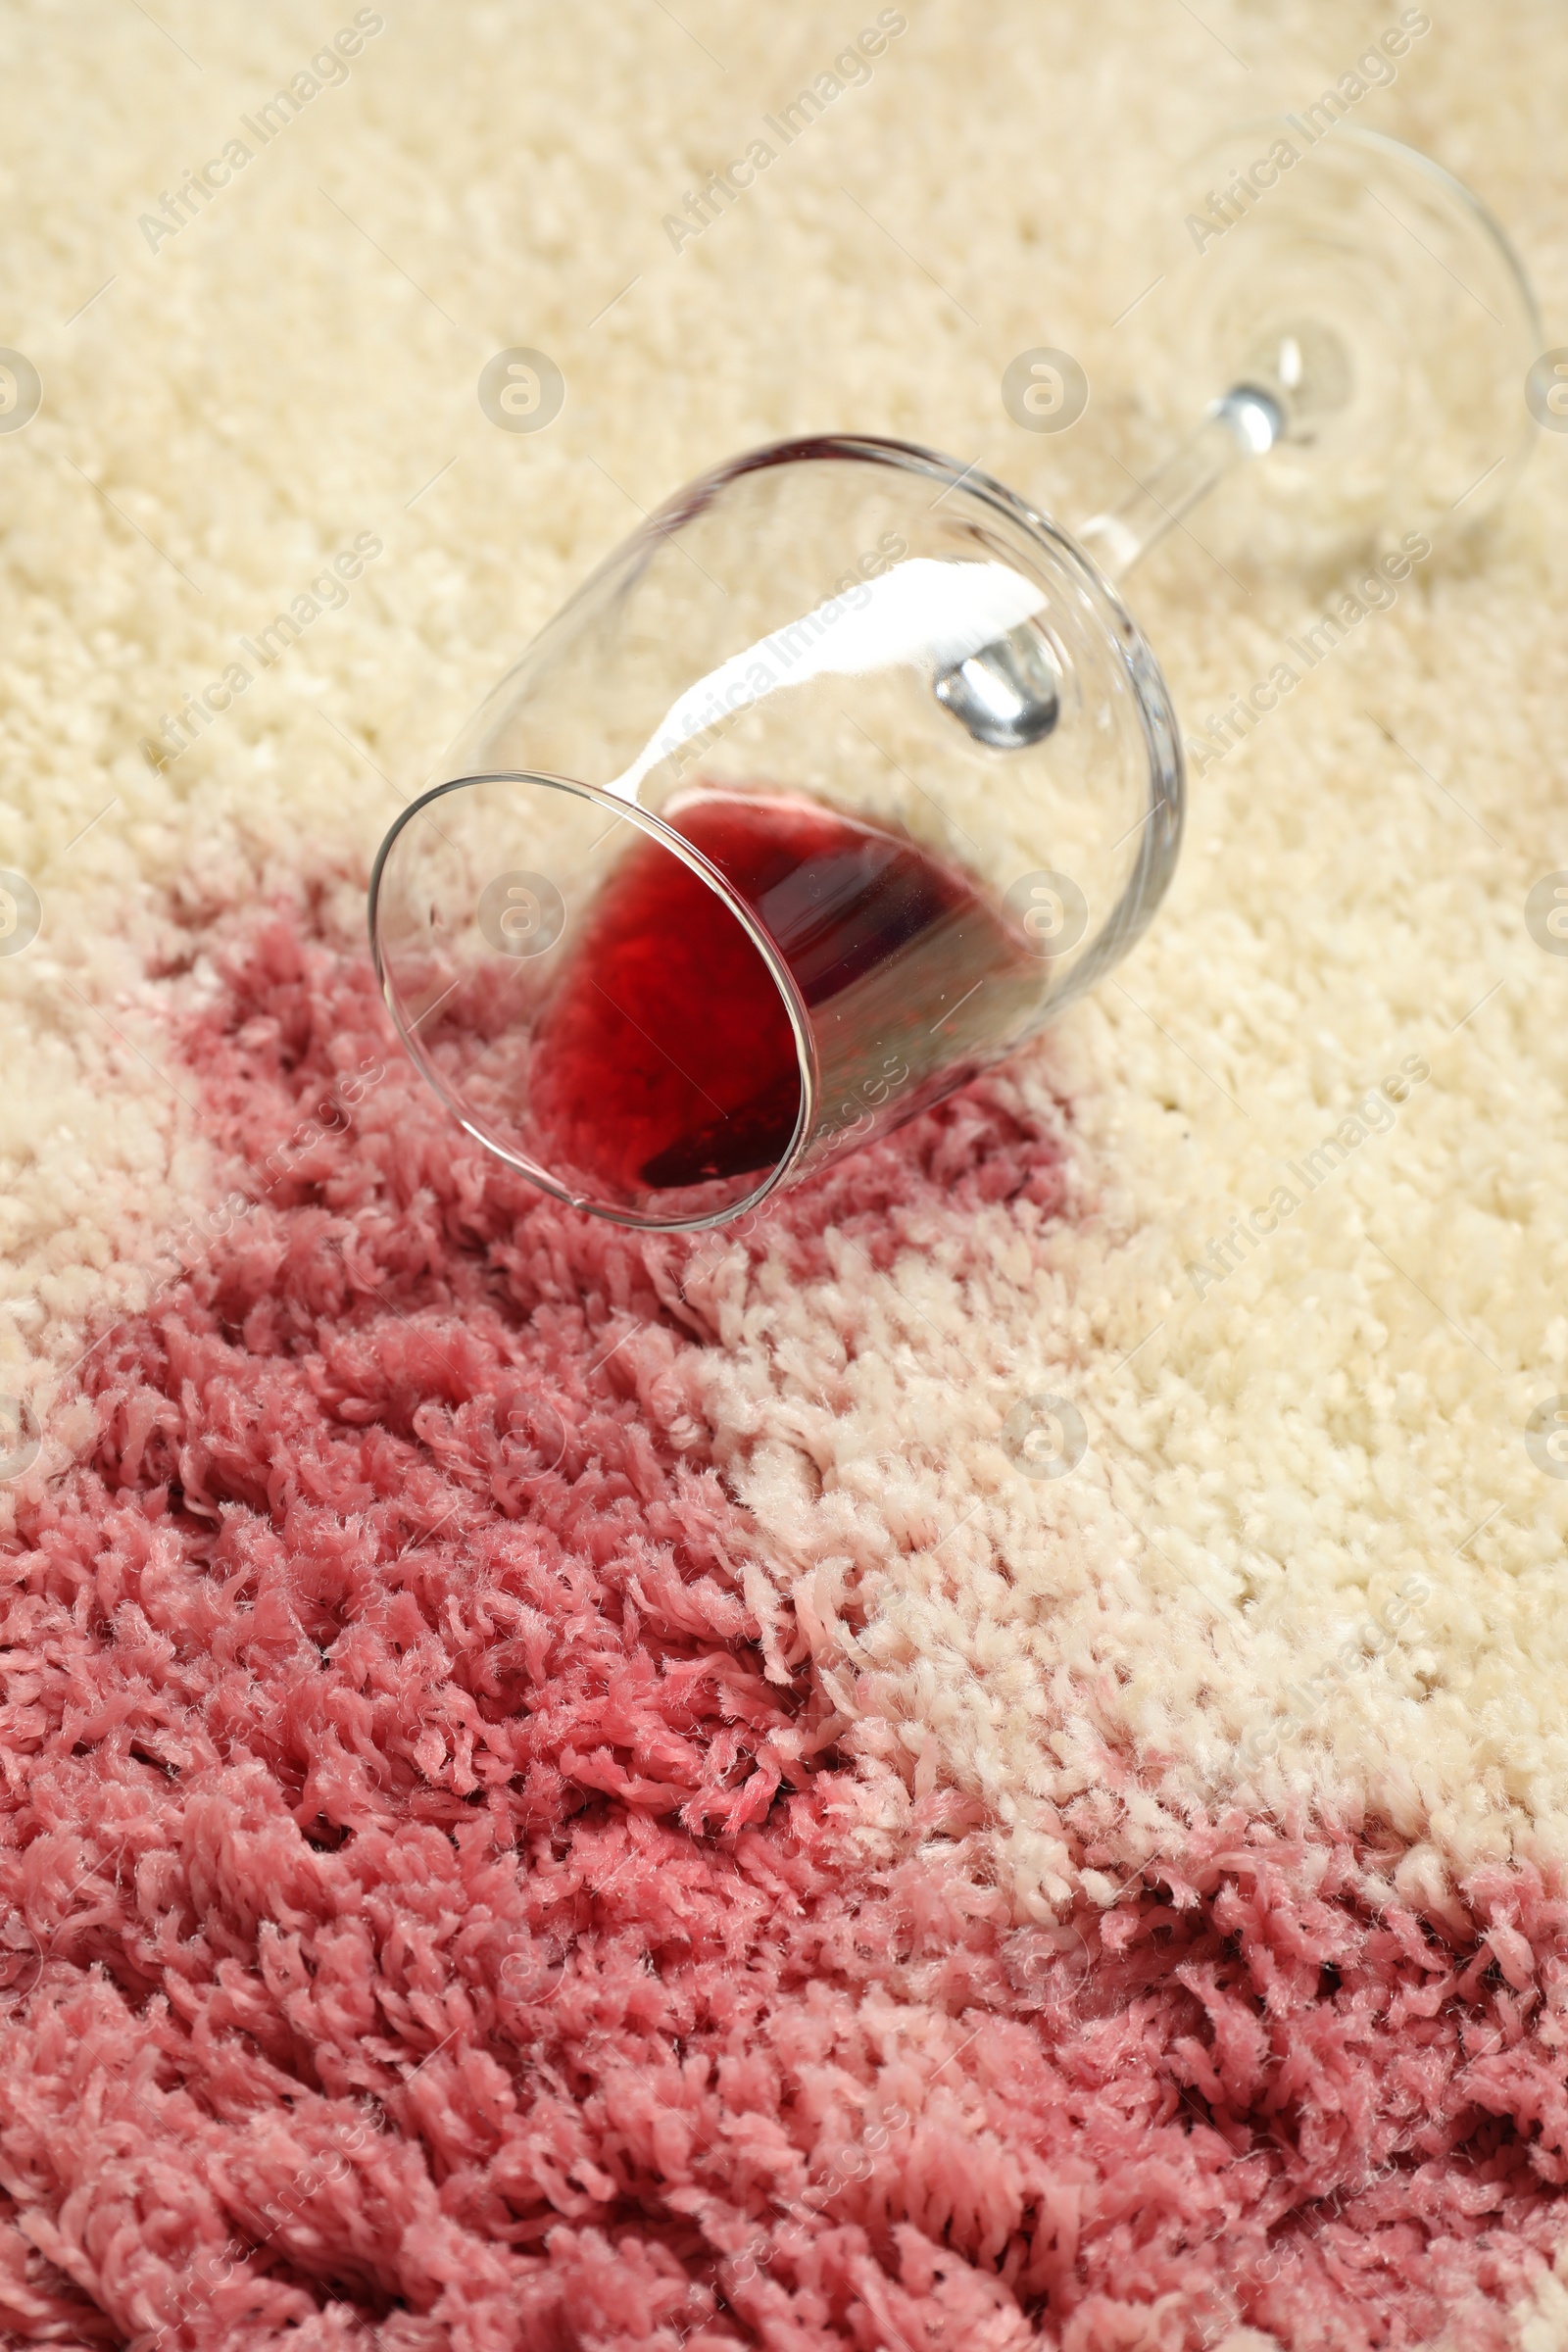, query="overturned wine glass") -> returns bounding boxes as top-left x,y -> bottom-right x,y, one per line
369,122 -> 1538,1231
